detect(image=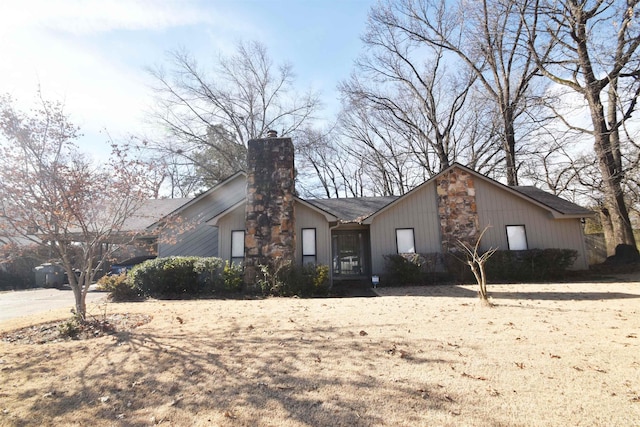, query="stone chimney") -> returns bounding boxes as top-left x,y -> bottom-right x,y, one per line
243,131 -> 296,286
436,167 -> 480,252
